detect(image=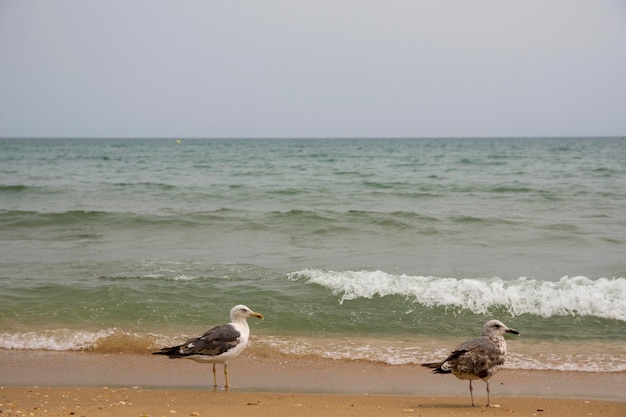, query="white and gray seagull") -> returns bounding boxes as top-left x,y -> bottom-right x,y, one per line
422,319 -> 519,407
153,304 -> 264,388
